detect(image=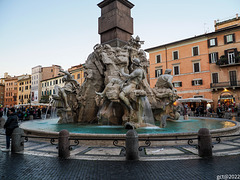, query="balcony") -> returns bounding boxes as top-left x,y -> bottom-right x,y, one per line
216,56 -> 240,67
211,81 -> 240,89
